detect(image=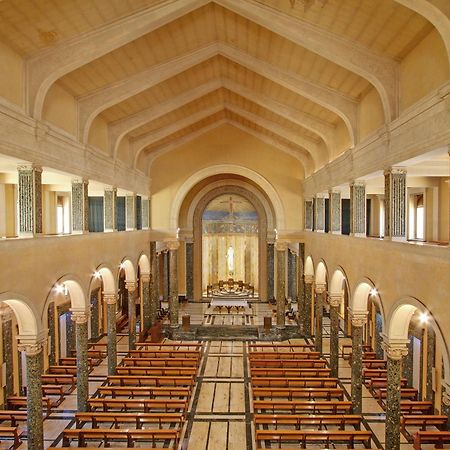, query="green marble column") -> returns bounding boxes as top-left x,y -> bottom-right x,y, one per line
168,242 -> 179,328
314,285 -> 326,353
71,179 -> 89,234
126,282 -> 137,350
141,274 -> 151,331
329,294 -> 342,378
20,342 -> 44,450
72,311 -> 89,412
163,251 -> 169,301
267,242 -> 275,300
149,242 -> 158,325
47,302 -> 56,366
185,241 -> 194,301
303,277 -> 313,338
384,343 -> 408,450
104,293 -> 117,375
441,384 -> 450,430
350,313 -> 367,414
2,311 -> 14,399
275,242 -> 287,327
